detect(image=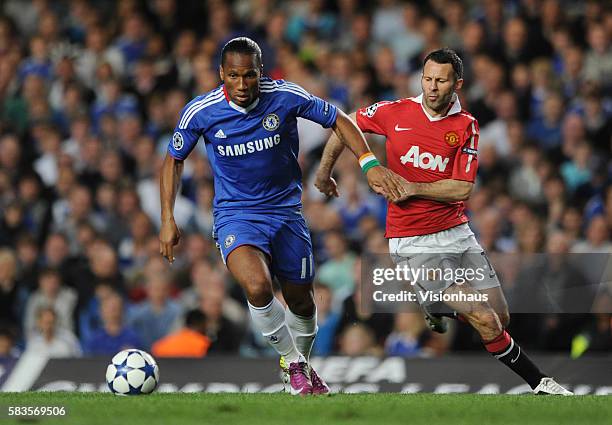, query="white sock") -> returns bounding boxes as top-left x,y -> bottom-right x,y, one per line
285,306 -> 318,361
248,298 -> 302,363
